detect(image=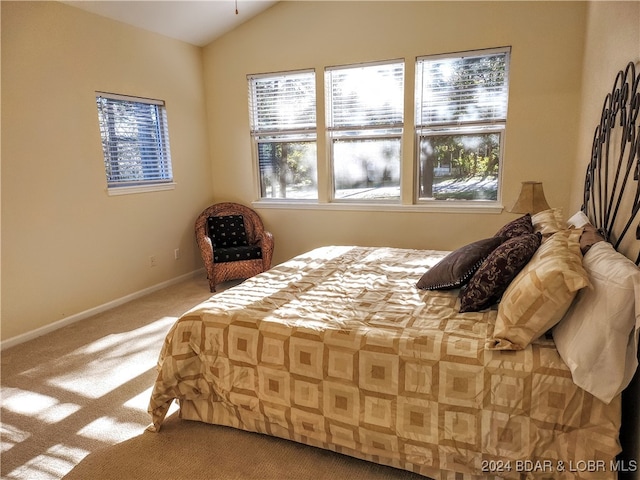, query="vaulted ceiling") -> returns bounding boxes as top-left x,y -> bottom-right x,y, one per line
63,1 -> 278,47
